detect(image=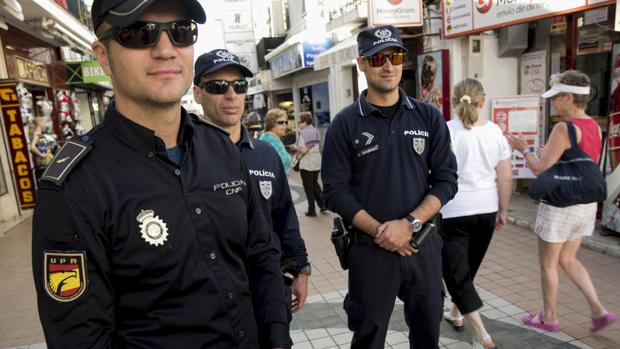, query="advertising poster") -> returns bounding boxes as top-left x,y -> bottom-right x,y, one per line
442,0 -> 615,39
492,96 -> 540,178
520,51 -> 546,95
369,0 -> 423,27
417,50 -> 450,120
